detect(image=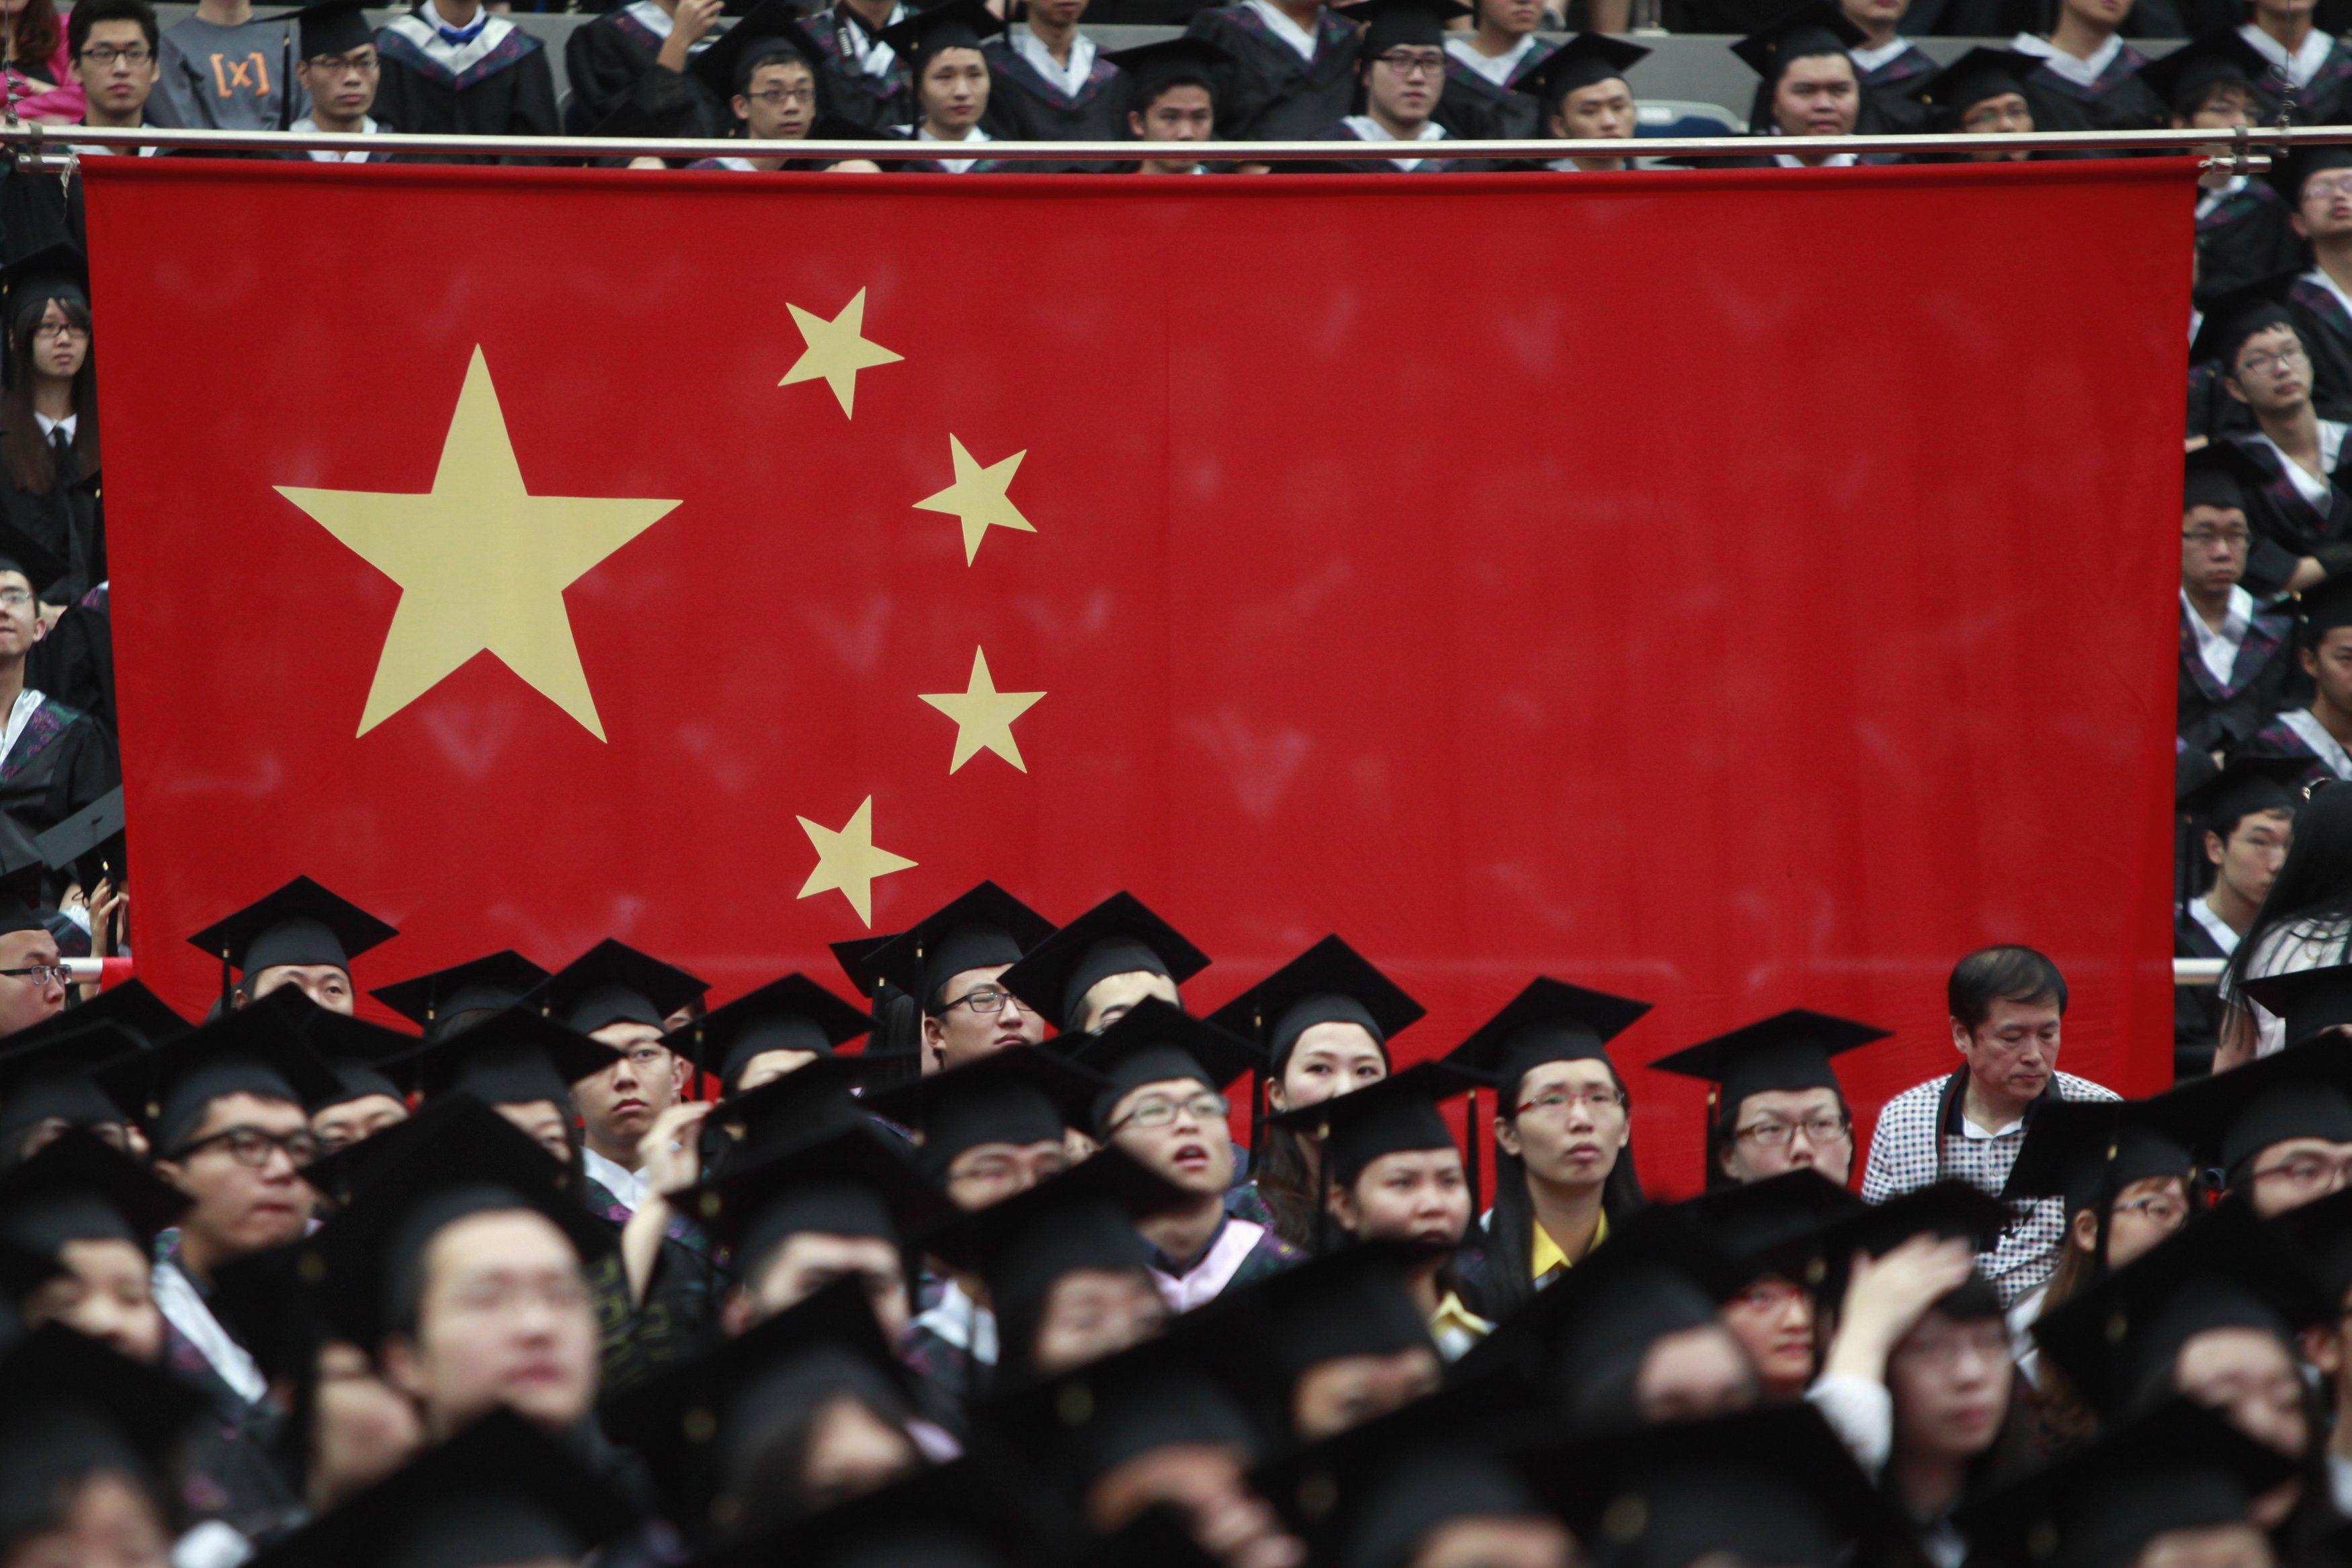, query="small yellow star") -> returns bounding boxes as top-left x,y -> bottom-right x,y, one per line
780,288 -> 903,419
920,647 -> 1046,773
914,436 -> 1036,565
795,796 -> 918,926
